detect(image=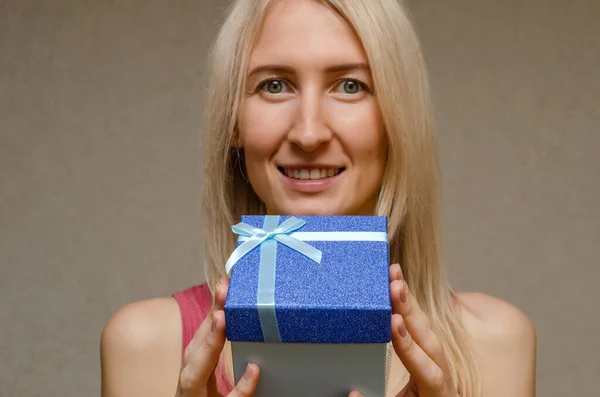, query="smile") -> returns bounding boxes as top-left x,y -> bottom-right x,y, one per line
277,167 -> 344,180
